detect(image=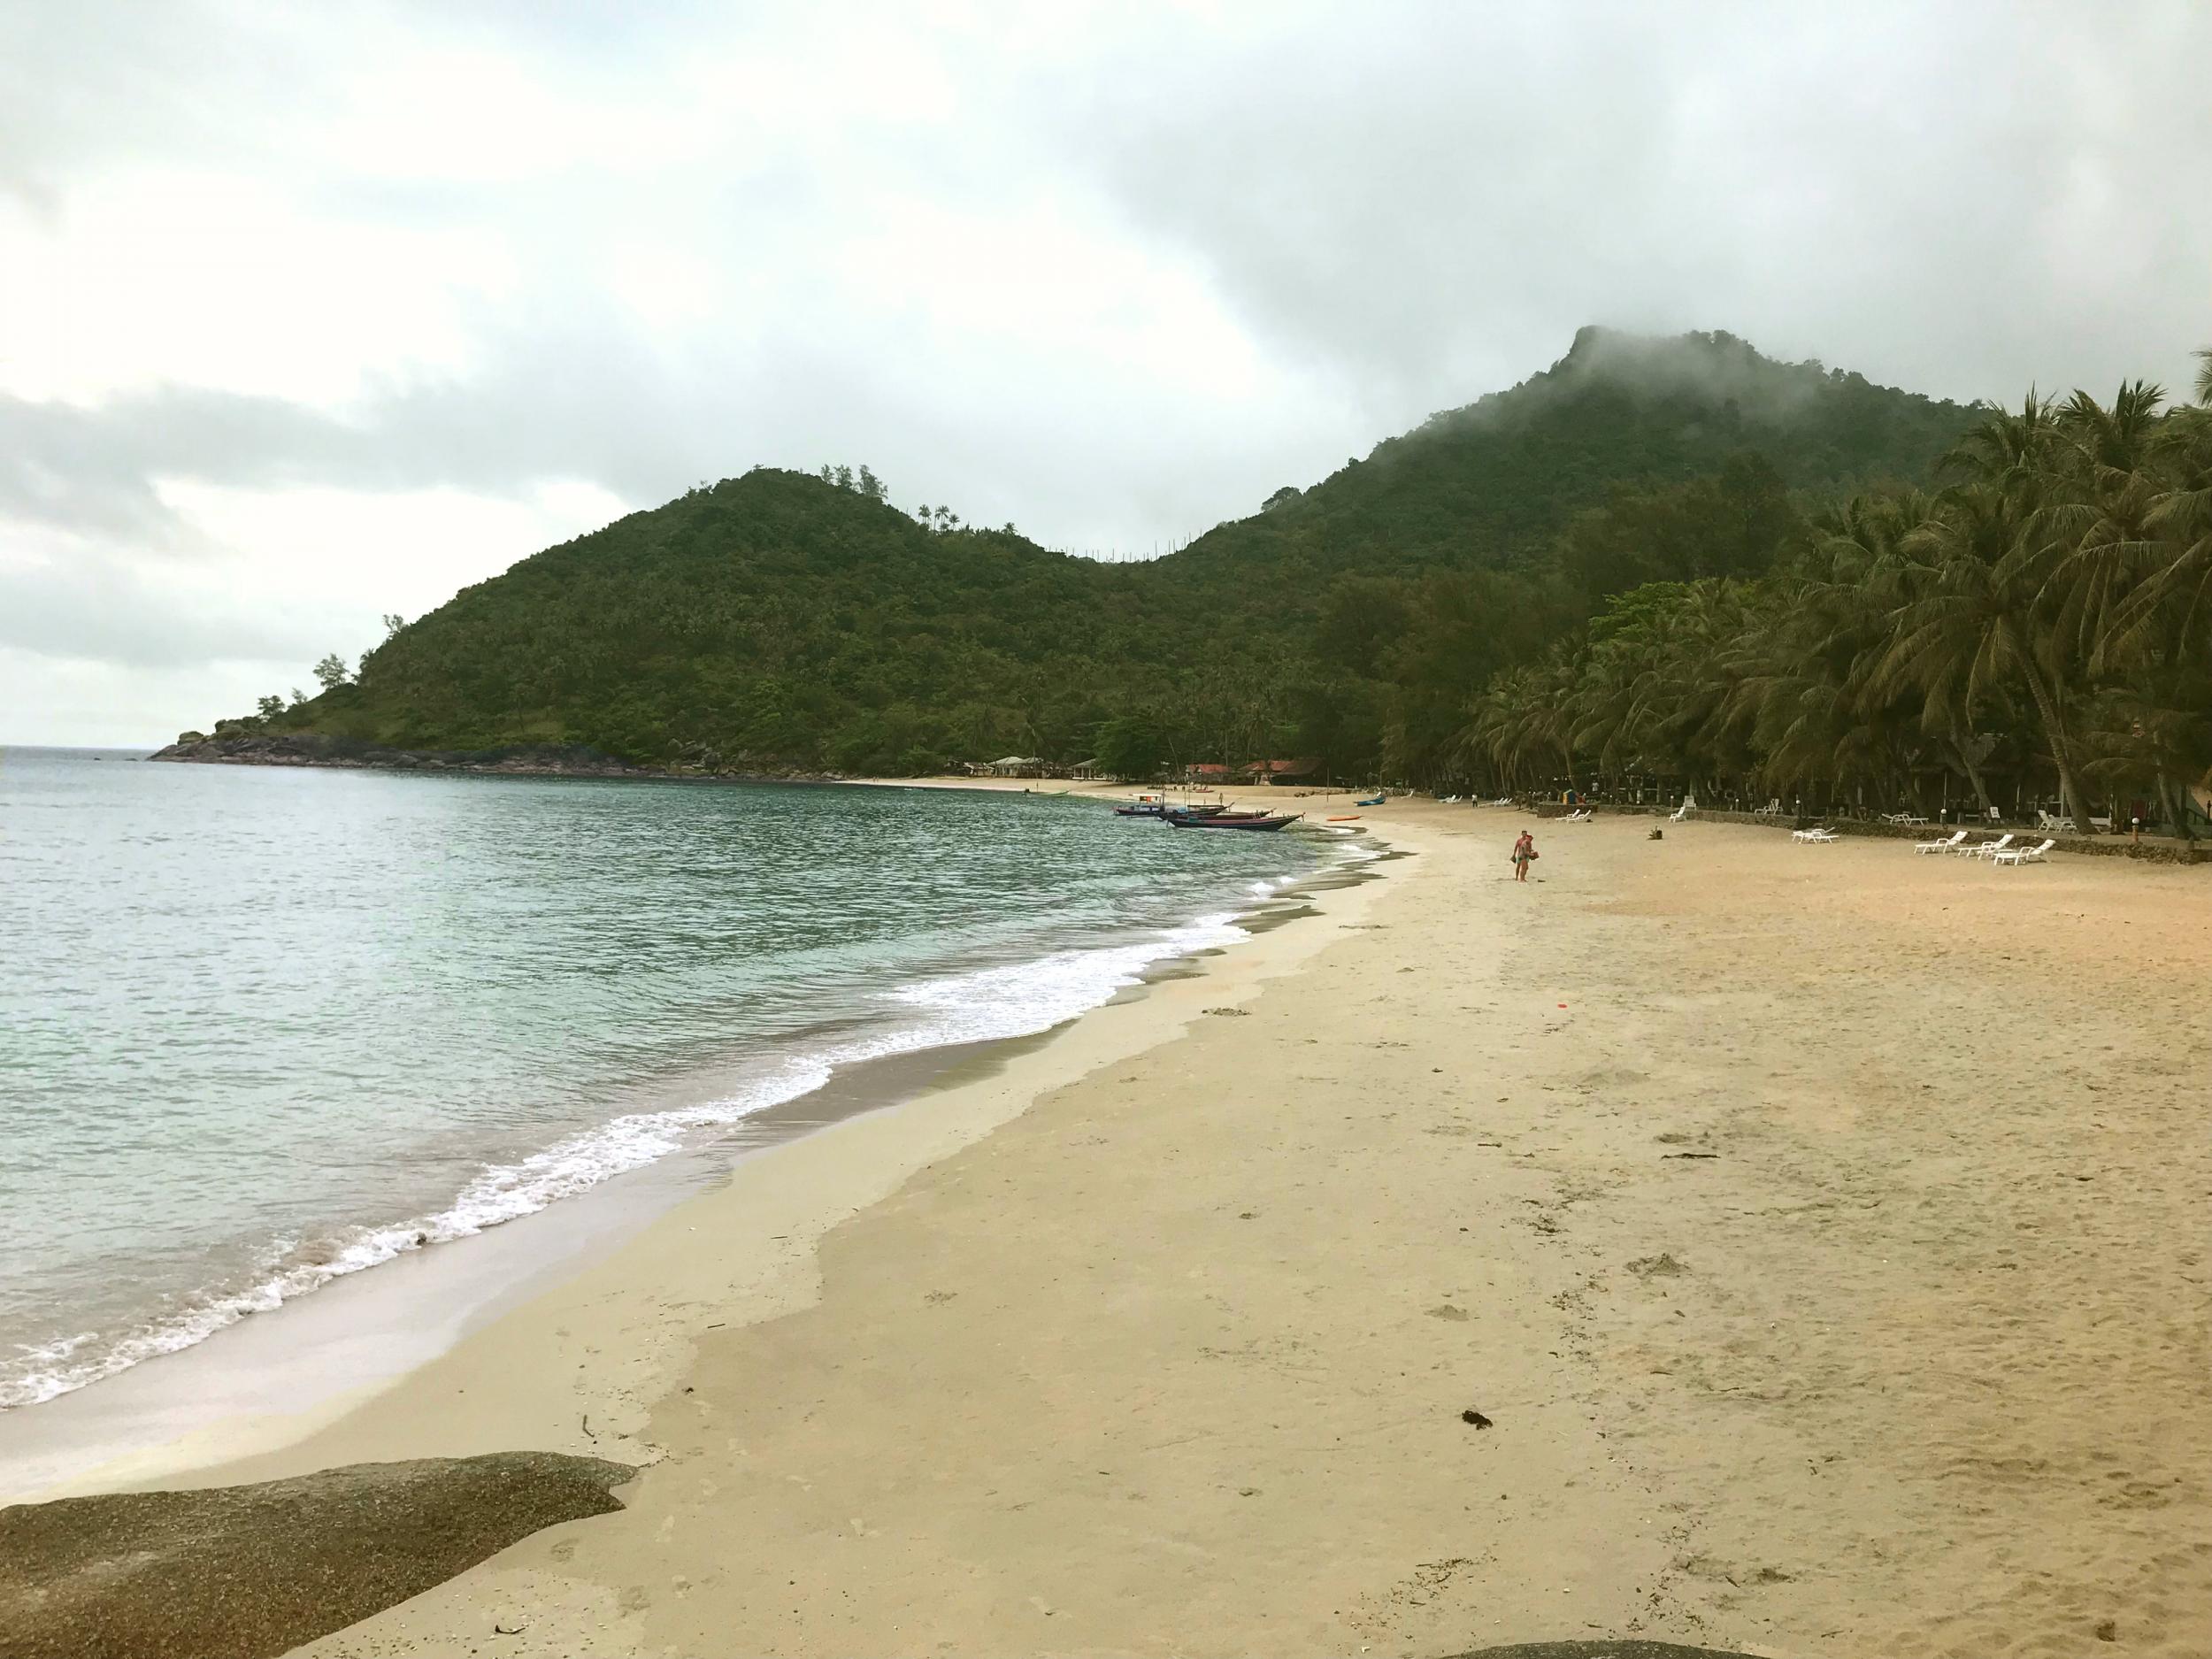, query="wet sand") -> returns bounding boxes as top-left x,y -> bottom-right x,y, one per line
17,797 -> 2210,1657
